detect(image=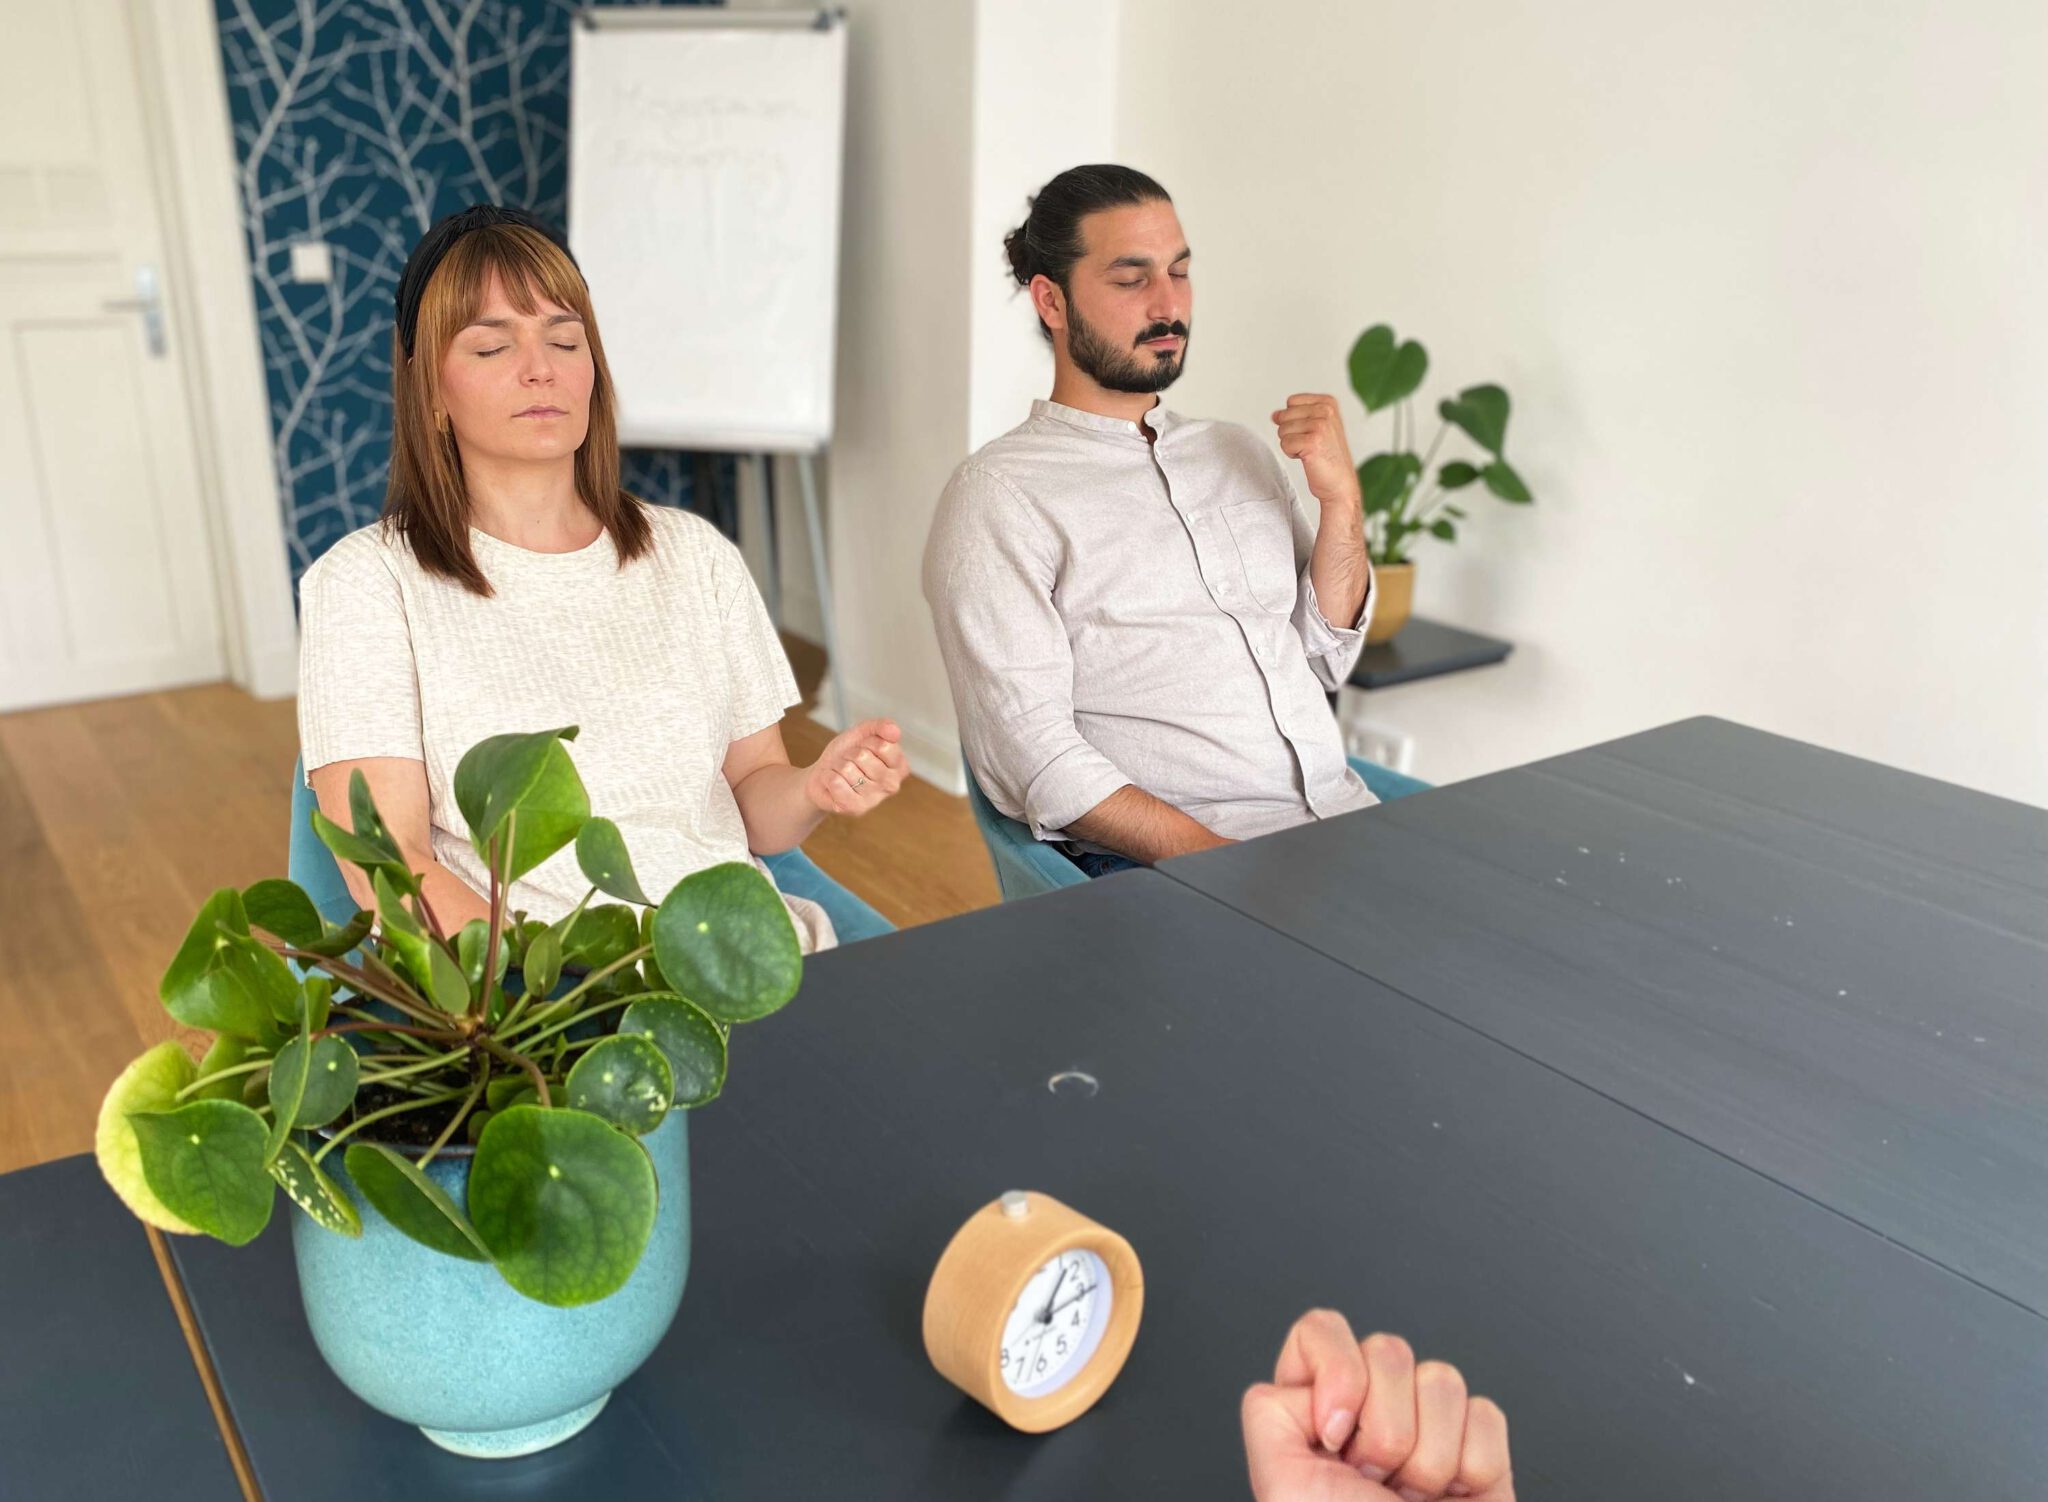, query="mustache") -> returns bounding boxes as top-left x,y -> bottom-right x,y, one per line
1135,321 -> 1189,348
